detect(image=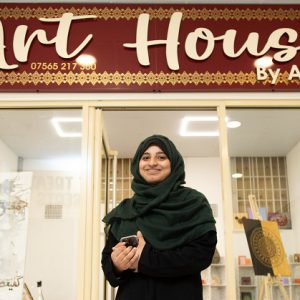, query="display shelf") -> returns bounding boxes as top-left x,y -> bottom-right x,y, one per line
237,257 -> 300,299
201,257 -> 226,299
